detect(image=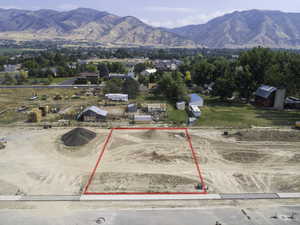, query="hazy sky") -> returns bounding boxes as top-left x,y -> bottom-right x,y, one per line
1,0 -> 300,28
